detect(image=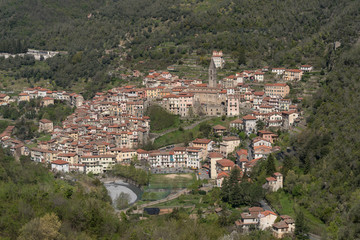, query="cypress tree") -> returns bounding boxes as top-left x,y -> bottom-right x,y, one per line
266,154 -> 276,176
